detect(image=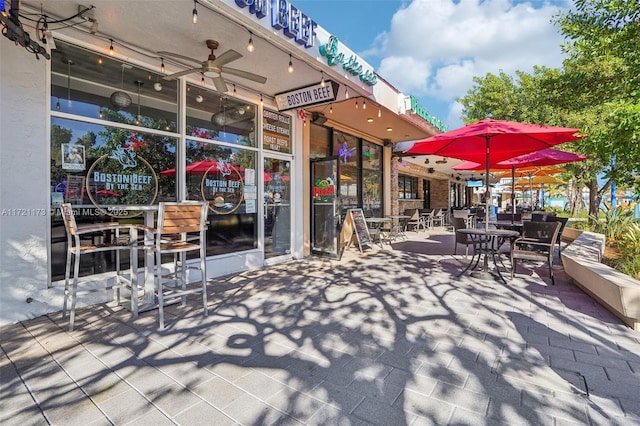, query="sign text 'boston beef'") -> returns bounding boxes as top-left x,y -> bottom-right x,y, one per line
275,80 -> 339,111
